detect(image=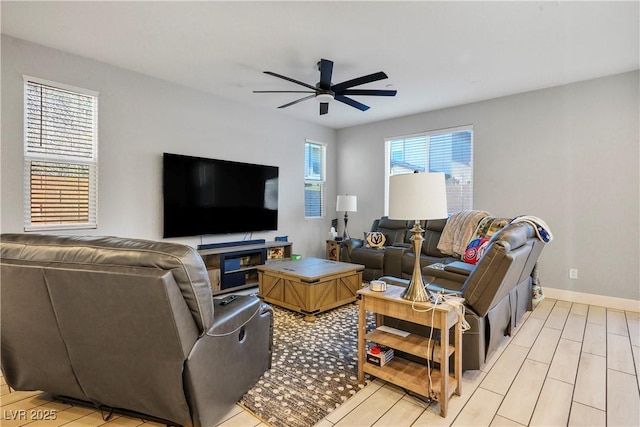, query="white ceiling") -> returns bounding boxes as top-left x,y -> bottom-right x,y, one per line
2,1 -> 638,129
